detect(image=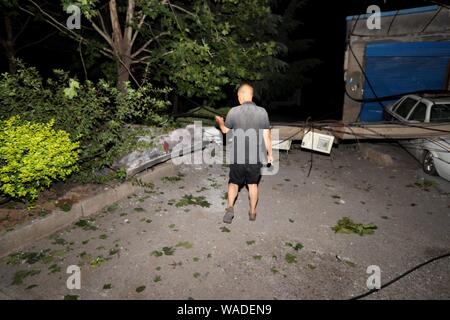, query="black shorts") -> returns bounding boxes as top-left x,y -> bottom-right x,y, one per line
229,163 -> 262,185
